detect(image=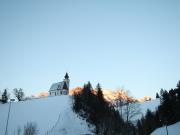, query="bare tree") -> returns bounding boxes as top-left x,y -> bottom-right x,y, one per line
119,91 -> 142,123
123,99 -> 141,123
17,126 -> 21,135
13,88 -> 24,101
115,89 -> 125,116
23,122 -> 38,135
